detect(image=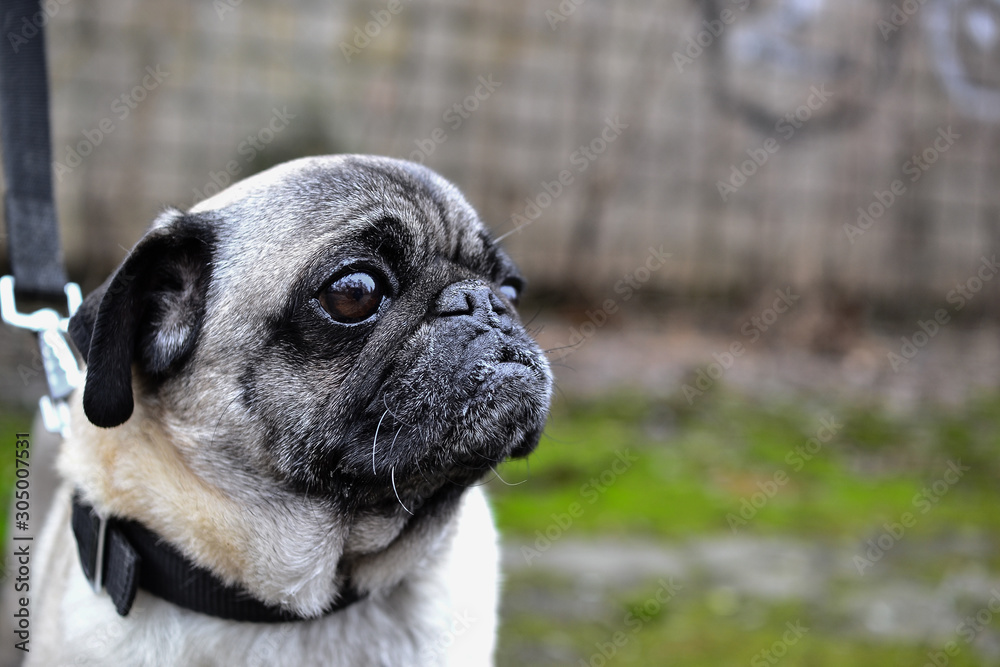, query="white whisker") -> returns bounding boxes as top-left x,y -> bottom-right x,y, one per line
490,466 -> 527,486
494,226 -> 520,243
391,466 -> 413,515
383,394 -> 413,427
373,409 -> 389,475
390,424 -> 404,454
